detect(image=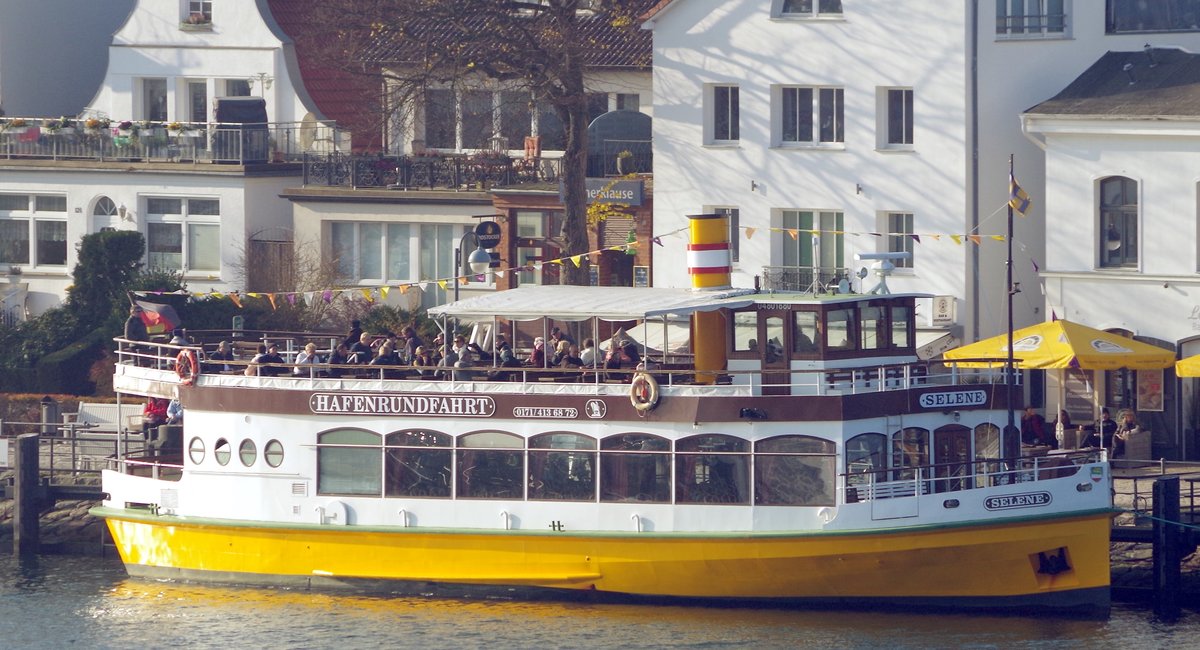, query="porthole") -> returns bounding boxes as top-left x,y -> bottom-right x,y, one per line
188,436 -> 205,465
239,439 -> 257,467
214,437 -> 231,466
264,439 -> 284,468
